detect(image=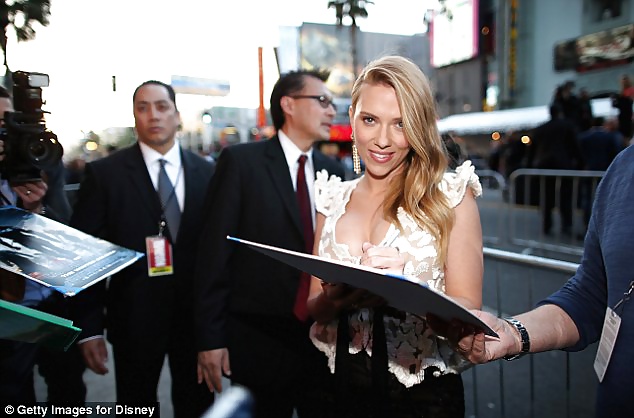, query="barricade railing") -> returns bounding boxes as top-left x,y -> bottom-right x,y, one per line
506,169 -> 604,257
464,247 -> 597,418
64,183 -> 80,208
475,169 -> 507,191
475,169 -> 507,247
